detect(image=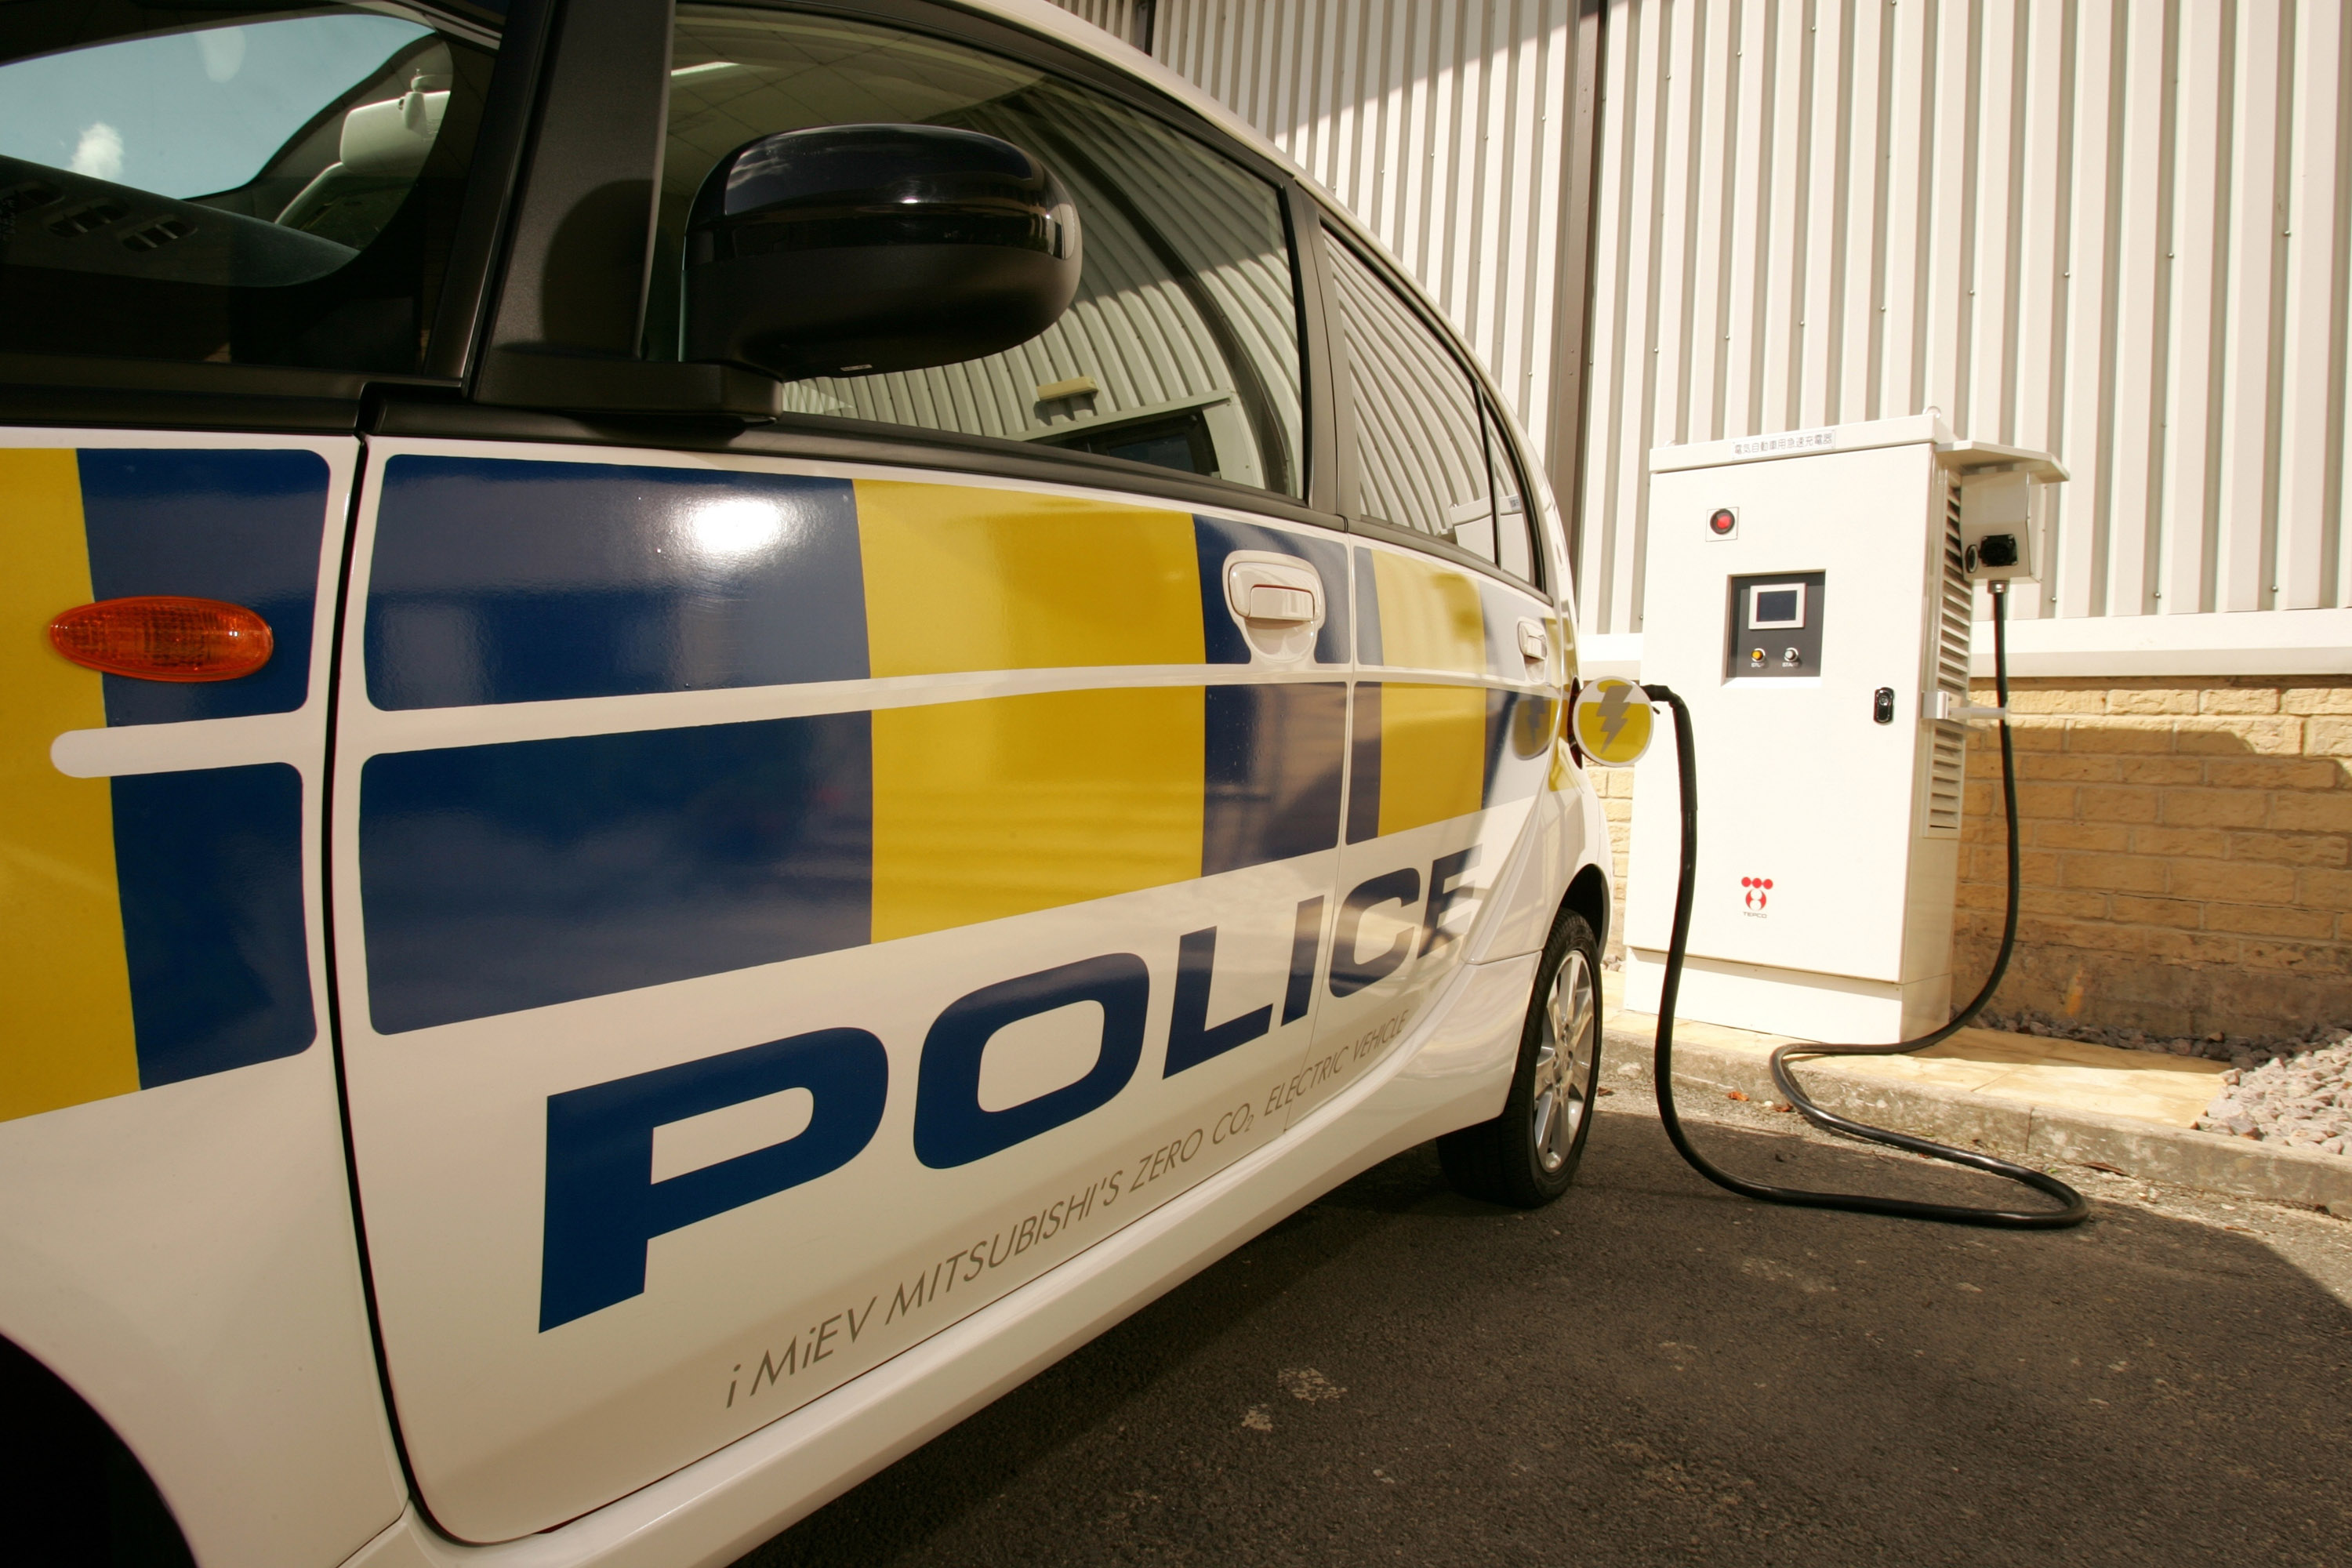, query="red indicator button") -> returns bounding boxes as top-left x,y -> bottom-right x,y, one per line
49,596 -> 274,682
1708,507 -> 1737,536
